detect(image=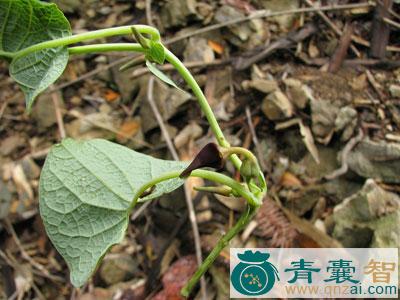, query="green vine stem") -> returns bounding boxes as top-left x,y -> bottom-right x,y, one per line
163,49 -> 241,169
182,205 -> 258,297
69,43 -> 242,170
221,146 -> 258,164
68,43 -> 145,55
9,25 -> 160,59
131,169 -> 262,296
130,169 -> 261,211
